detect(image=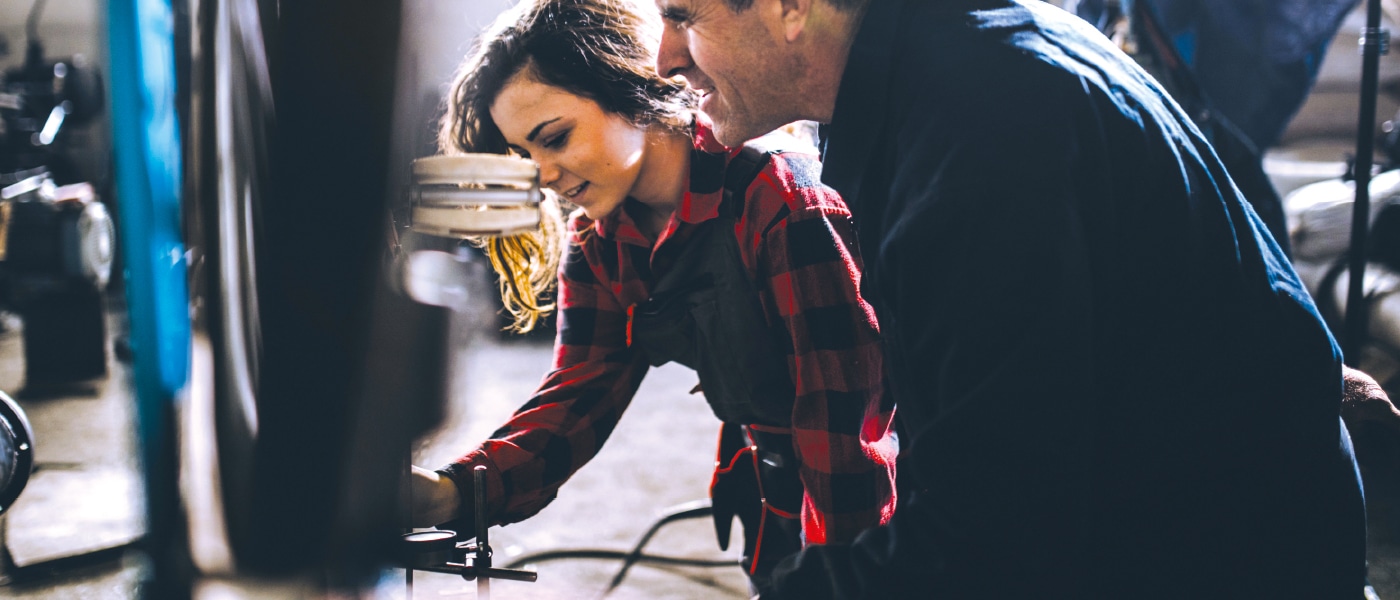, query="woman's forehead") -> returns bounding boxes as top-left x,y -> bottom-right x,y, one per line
492,78 -> 601,136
